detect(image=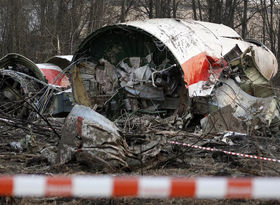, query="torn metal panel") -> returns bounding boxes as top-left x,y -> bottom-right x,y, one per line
183,52 -> 226,97
249,44 -> 278,81
36,63 -> 70,88
70,18 -> 279,136
57,104 -> 131,168
214,78 -> 279,126
241,65 -> 274,98
223,45 -> 274,98
0,53 -> 73,118
194,22 -> 278,80
0,53 -> 47,82
46,89 -> 73,117
188,81 -> 214,97
183,52 -> 210,85
219,38 -> 278,80
71,62 -> 100,107
73,19 -> 277,101
46,55 -> 73,70
0,69 -> 40,118
96,59 -> 118,95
